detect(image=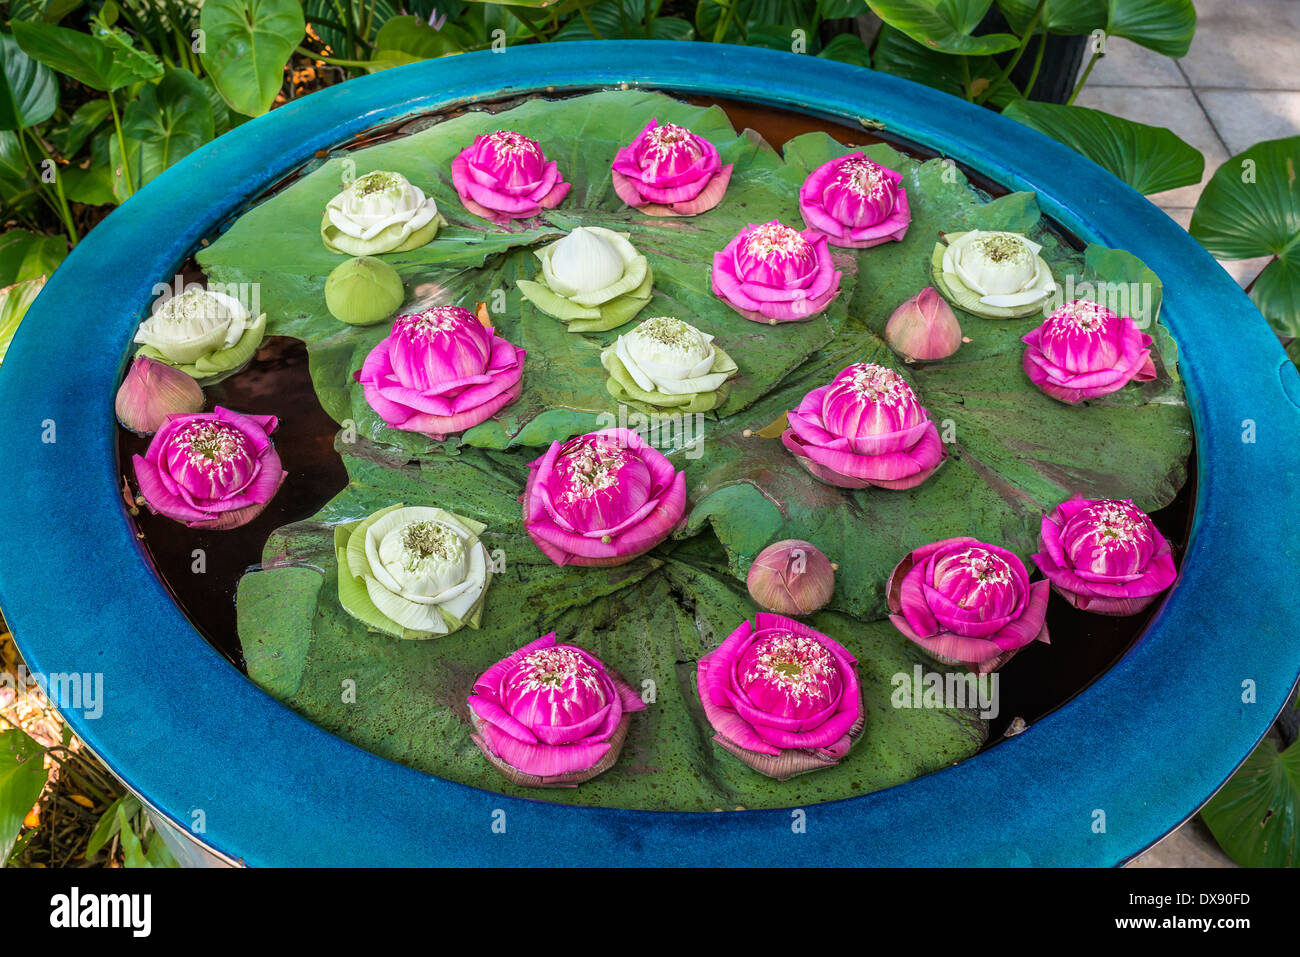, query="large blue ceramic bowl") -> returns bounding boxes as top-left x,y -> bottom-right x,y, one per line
1,42 -> 1297,867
